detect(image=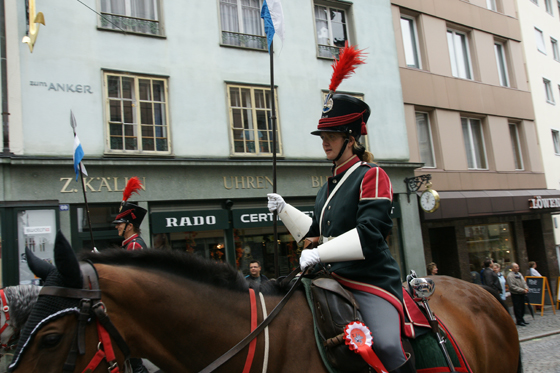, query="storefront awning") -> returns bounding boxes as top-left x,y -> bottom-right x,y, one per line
420,189 -> 560,220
